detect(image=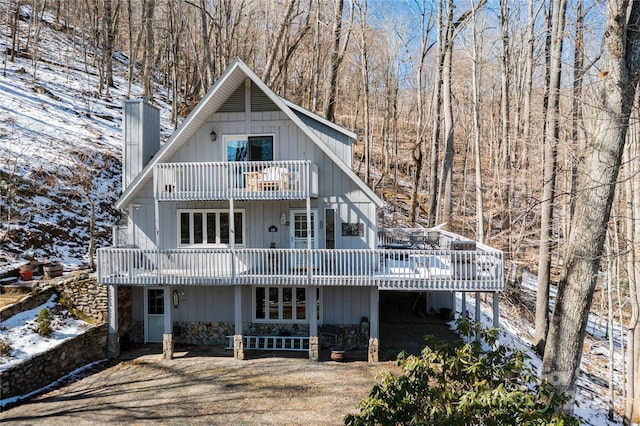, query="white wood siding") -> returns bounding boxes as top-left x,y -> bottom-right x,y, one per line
173,286 -> 234,322
323,287 -> 370,324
